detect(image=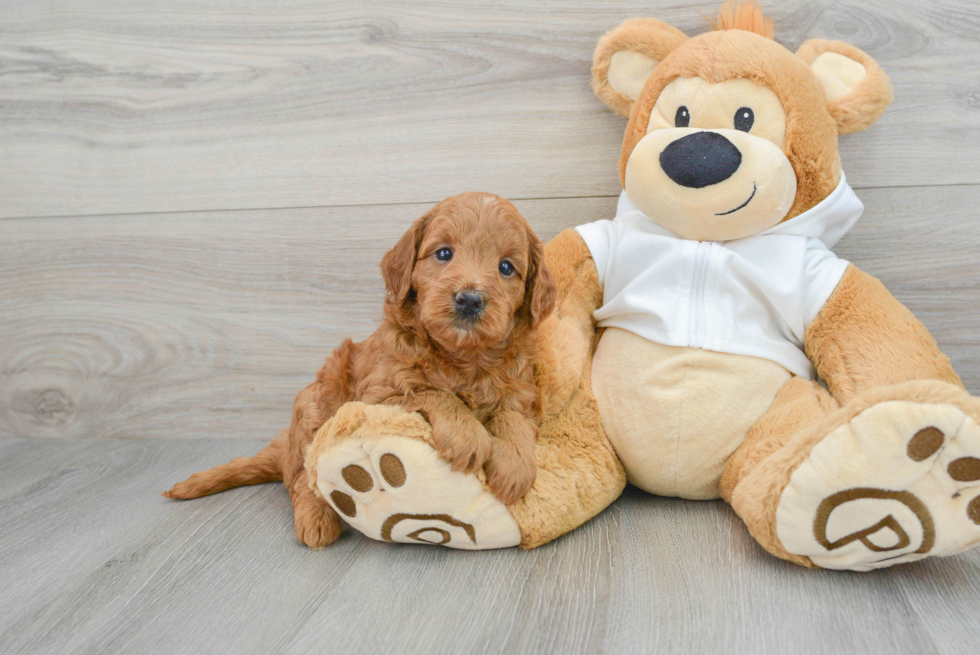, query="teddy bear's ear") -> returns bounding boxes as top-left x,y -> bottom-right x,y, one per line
592,18 -> 688,117
797,39 -> 894,134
